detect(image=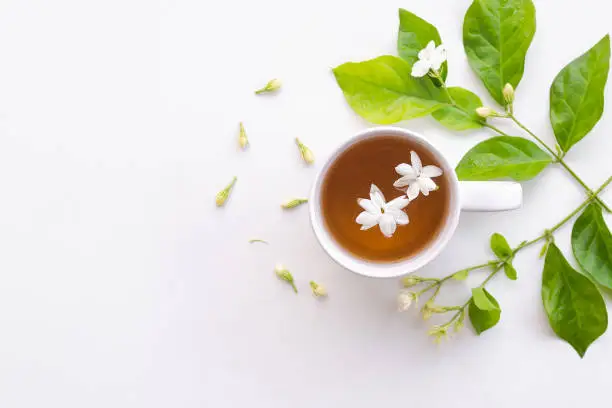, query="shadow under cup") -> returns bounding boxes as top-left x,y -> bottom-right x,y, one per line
309,127 -> 461,278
